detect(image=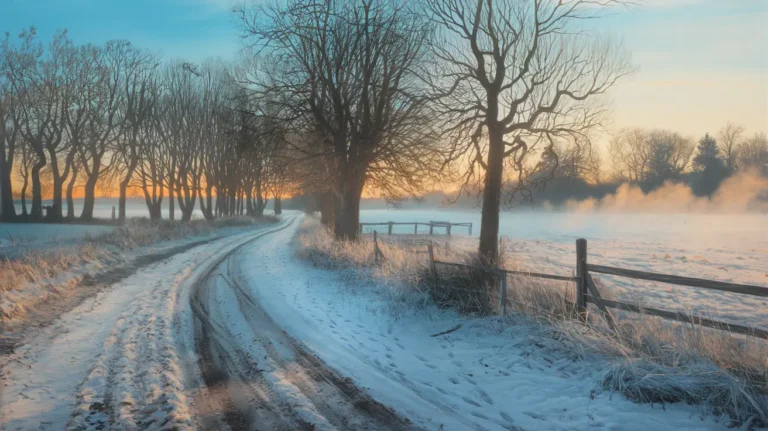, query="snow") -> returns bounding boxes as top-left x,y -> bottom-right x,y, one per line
1,211 -> 761,430
0,223 -> 115,257
359,209 -> 768,330
12,198 -> 205,220
0,220 -> 290,430
237,218 -> 732,431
